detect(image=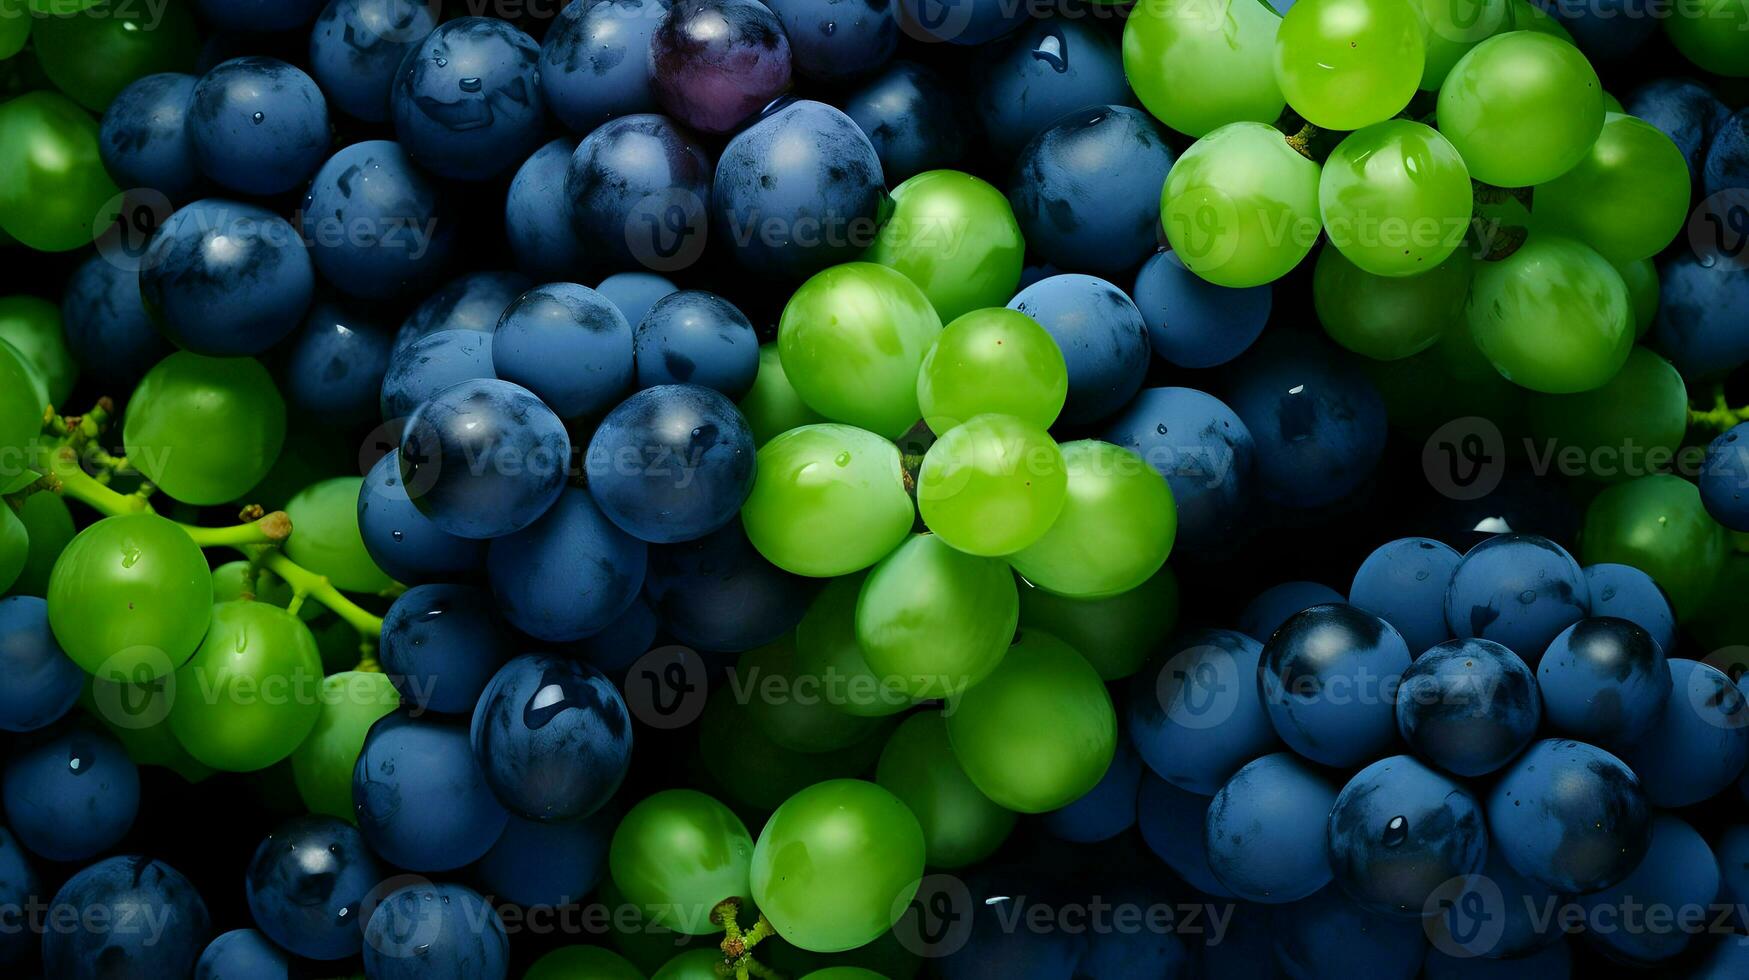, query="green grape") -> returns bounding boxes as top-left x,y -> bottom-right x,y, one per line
1319,120 -> 1471,277
1466,235 -> 1631,393
654,948 -> 726,980
1160,122 -> 1322,288
741,424 -> 914,578
8,490 -> 73,596
915,308 -> 1067,433
944,630 -> 1116,813
749,778 -> 925,953
794,573 -> 914,718
740,344 -> 825,447
1690,553 -> 1749,654
1536,113 -> 1691,264
777,263 -> 942,439
211,560 -> 293,608
0,317 -> 41,454
1615,257 -> 1658,339
741,633 -> 883,752
610,789 -> 755,936
1121,0 -> 1286,138
284,477 -> 393,593
855,533 -> 1018,700
1437,31 -> 1603,187
1017,565 -> 1179,681
863,170 -> 1024,324
1417,0 -> 1509,89
0,1 -> 29,60
916,414 -> 1066,557
80,673 -> 213,781
289,670 -> 399,821
0,502 -> 26,594
600,877 -> 710,975
1008,441 -> 1176,598
1665,0 -> 1749,77
762,932 -> 920,980
1602,90 -> 1624,114
123,352 -> 287,506
1274,0 -> 1425,131
167,600 -> 324,772
31,0 -> 198,111
0,295 -> 76,408
48,512 -> 212,680
1507,0 -> 1573,42
1314,244 -> 1472,360
696,690 -> 887,813
1523,348 -> 1686,484
0,91 -> 119,252
525,946 -> 644,980
874,711 -> 1015,868
1583,475 -> 1729,620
